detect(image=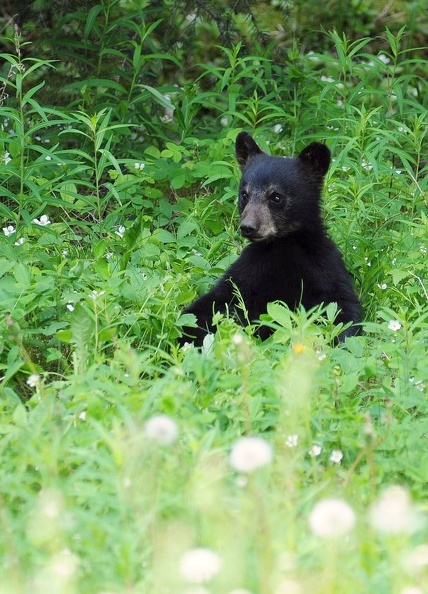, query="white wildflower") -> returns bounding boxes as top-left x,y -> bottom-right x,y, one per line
3,225 -> 15,236
230,436 -> 272,473
89,290 -> 105,300
26,374 -> 40,388
179,548 -> 222,583
33,214 -> 51,226
285,434 -> 298,448
330,449 -> 343,464
14,237 -> 25,246
144,414 -> 178,445
115,225 -> 126,239
273,124 -> 283,134
2,151 -> 11,164
45,155 -> 52,161
378,53 -> 391,64
220,116 -> 229,127
377,283 -> 387,290
388,320 -> 401,331
66,303 -> 75,312
369,486 -> 419,534
134,162 -> 145,170
309,498 -> 356,537
308,444 -> 322,457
